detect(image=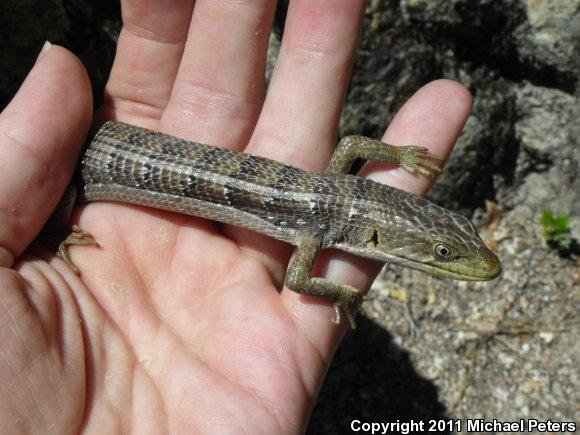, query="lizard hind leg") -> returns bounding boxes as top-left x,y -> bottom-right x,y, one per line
56,225 -> 99,274
41,184 -> 99,274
